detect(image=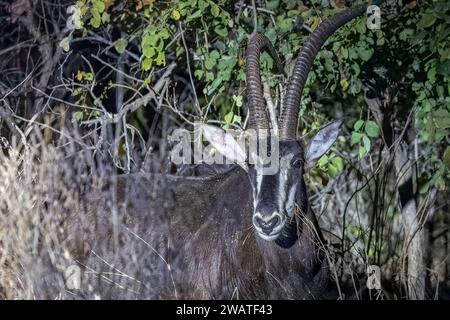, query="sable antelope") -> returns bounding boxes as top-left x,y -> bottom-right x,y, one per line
73,4 -> 372,299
